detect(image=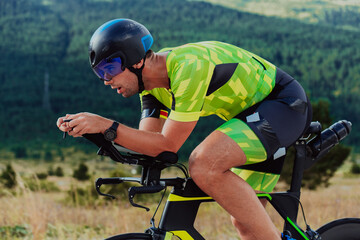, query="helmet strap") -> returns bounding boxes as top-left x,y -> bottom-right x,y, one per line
128,57 -> 146,93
